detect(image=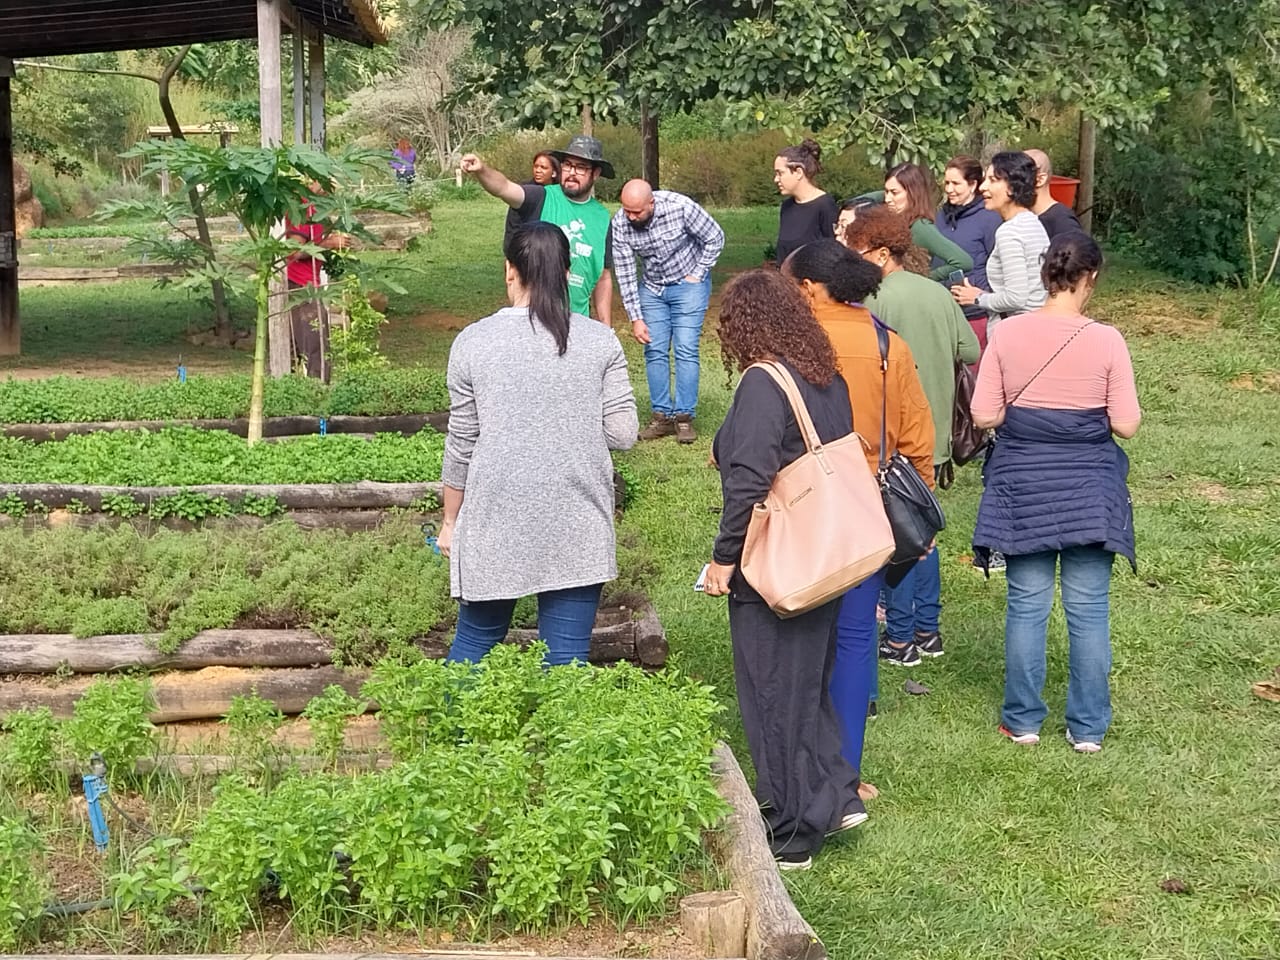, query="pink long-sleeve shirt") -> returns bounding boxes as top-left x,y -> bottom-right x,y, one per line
972,309 -> 1140,424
